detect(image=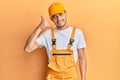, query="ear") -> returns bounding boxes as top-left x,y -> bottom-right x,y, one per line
64,11 -> 67,16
